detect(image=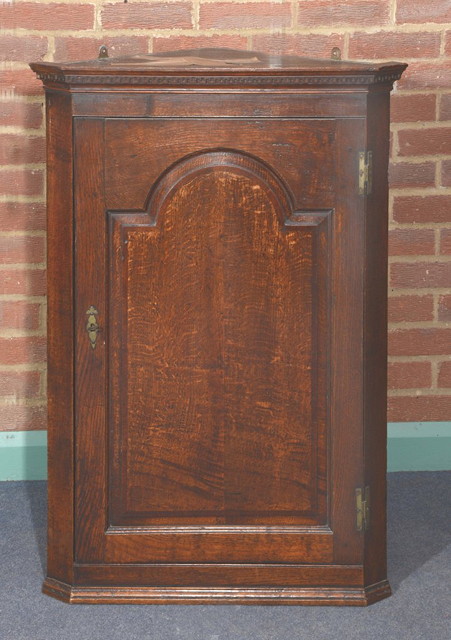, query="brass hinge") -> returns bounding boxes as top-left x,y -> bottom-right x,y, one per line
358,151 -> 373,196
356,486 -> 370,531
